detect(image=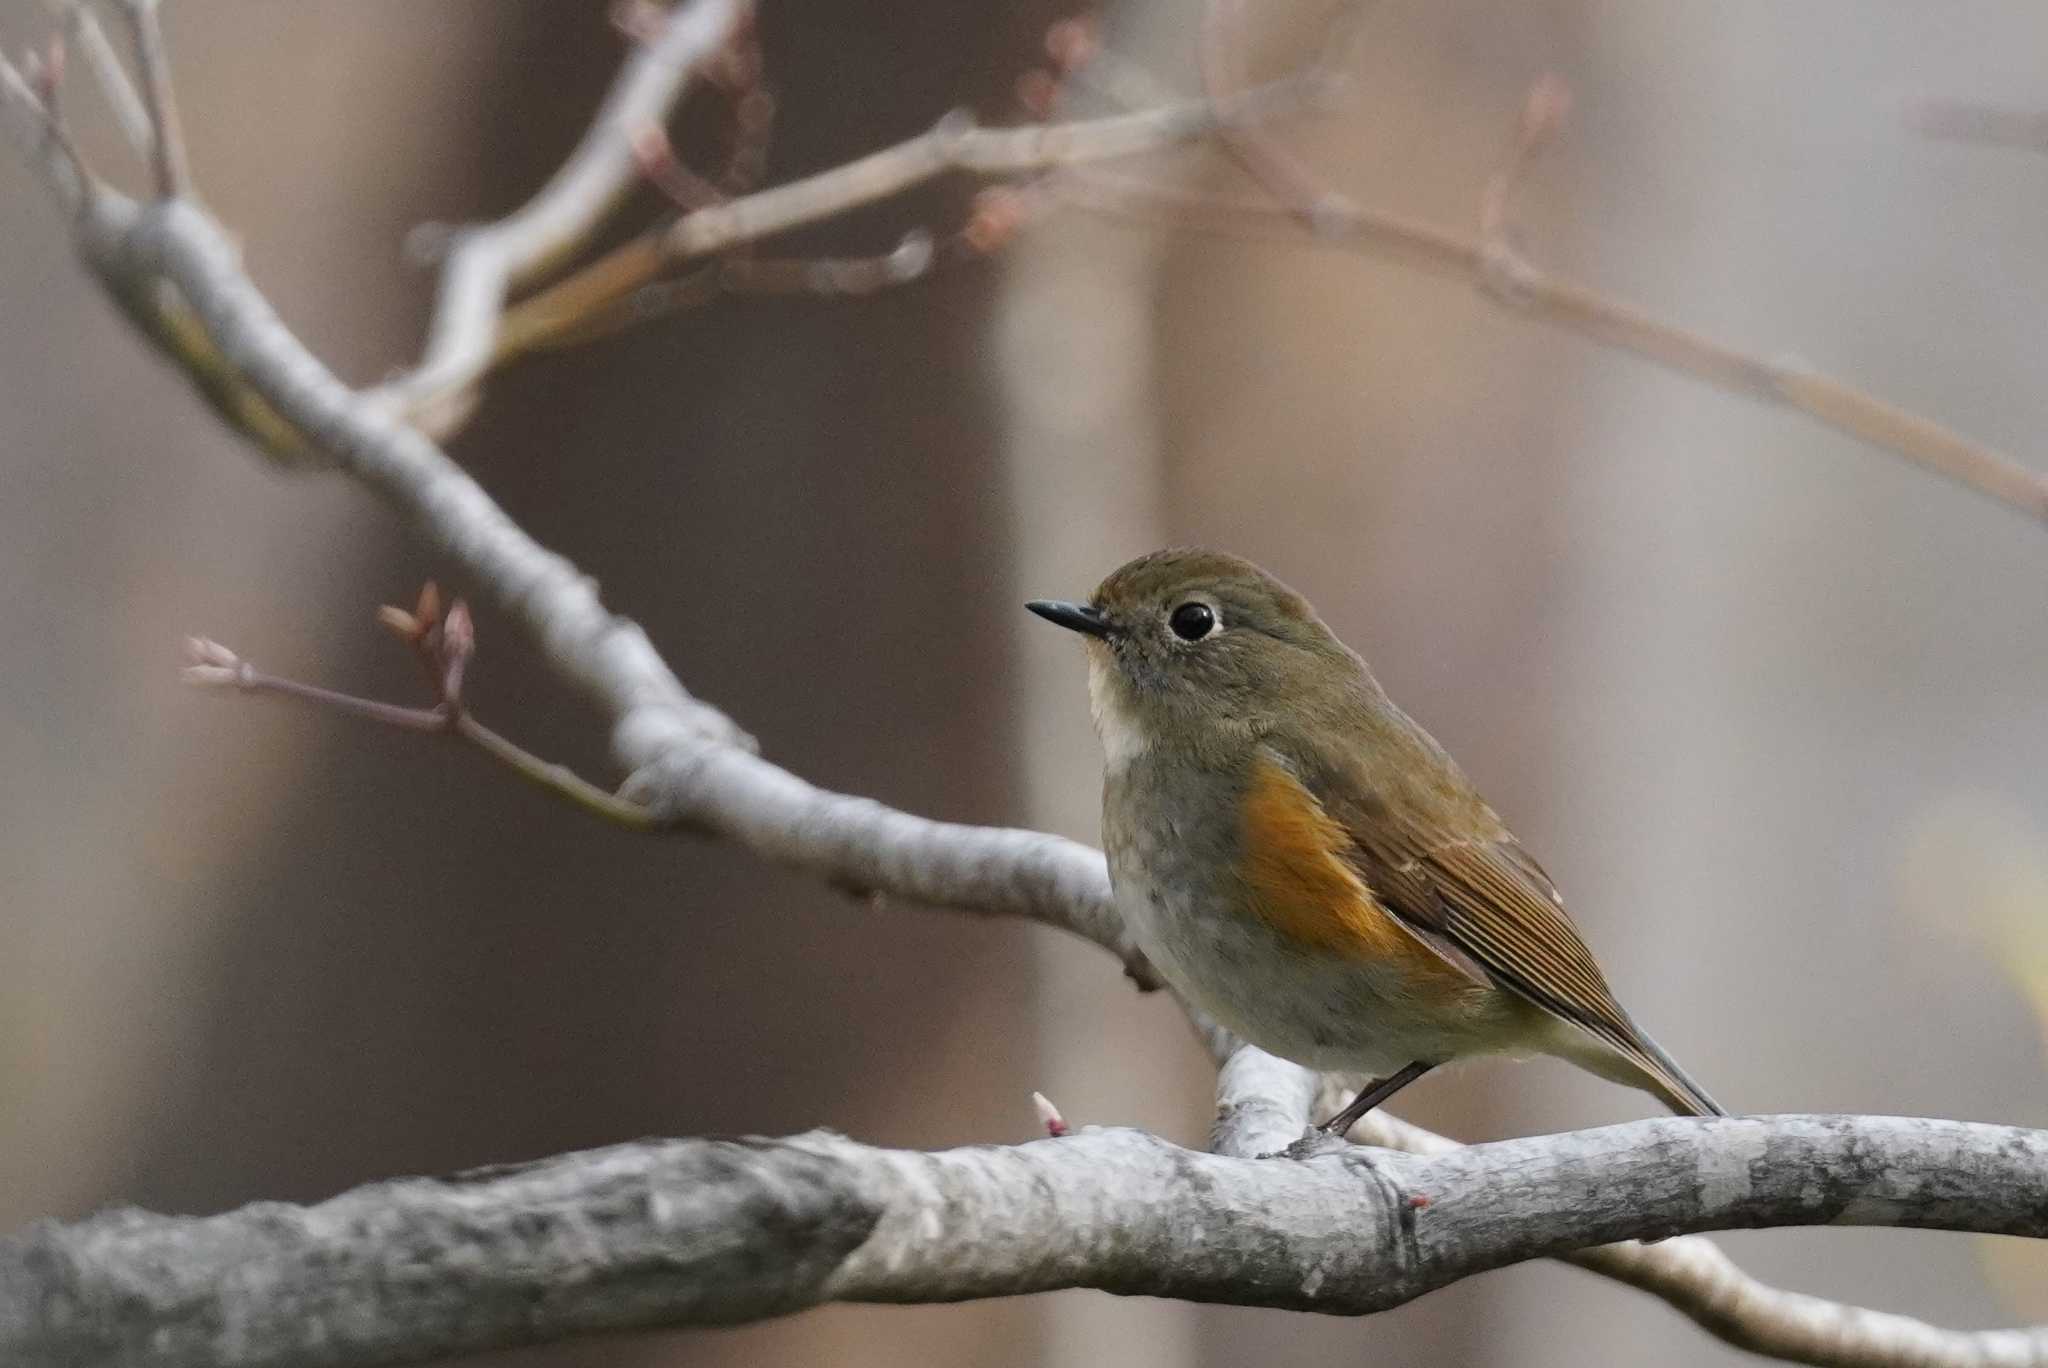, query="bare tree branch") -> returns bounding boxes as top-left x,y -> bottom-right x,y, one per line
1215,1045 -> 2048,1368
373,0 -> 751,420
61,185 -> 1164,982
0,39 -> 88,212
488,120 -> 942,359
53,2 -> 153,158
1210,1043 -> 1321,1159
181,618 -> 663,833
4,9 -> 2045,1365
1330,1086 -> 2048,1368
412,75 -> 1324,424
4,1115 -> 2042,1368
1573,1235 -> 2048,1368
116,0 -> 189,197
1056,74 -> 2048,525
